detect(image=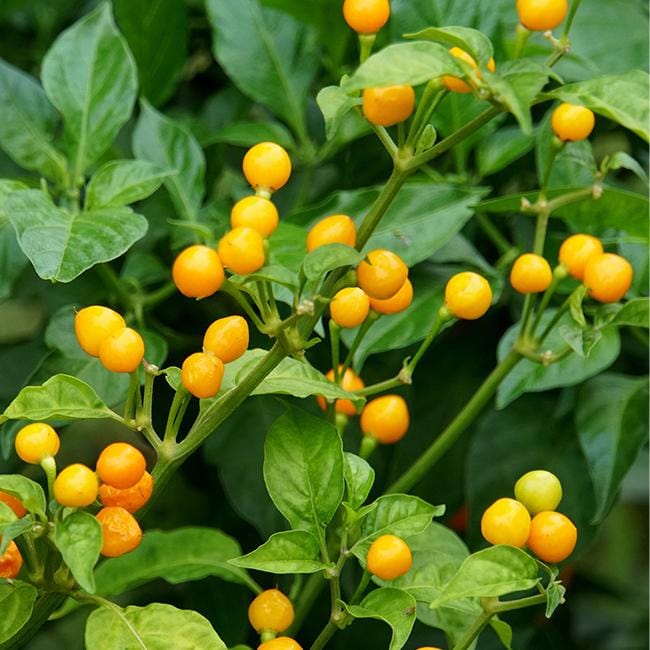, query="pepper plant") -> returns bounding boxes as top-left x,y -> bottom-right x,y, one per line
0,0 -> 647,649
